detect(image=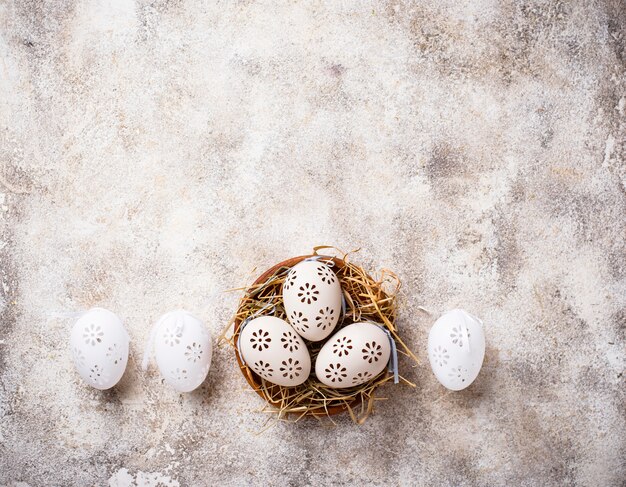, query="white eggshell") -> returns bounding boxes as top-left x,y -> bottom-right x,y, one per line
283,260 -> 342,341
239,316 -> 311,387
427,309 -> 485,391
70,308 -> 129,390
154,310 -> 212,393
315,322 -> 391,389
